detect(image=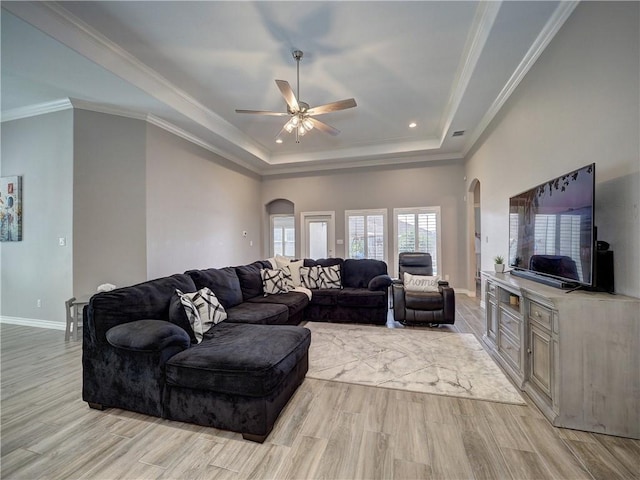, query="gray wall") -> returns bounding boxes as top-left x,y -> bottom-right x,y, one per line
465,1 -> 639,297
261,160 -> 467,288
73,109 -> 148,297
145,123 -> 262,278
1,109 -> 264,326
0,111 -> 73,323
